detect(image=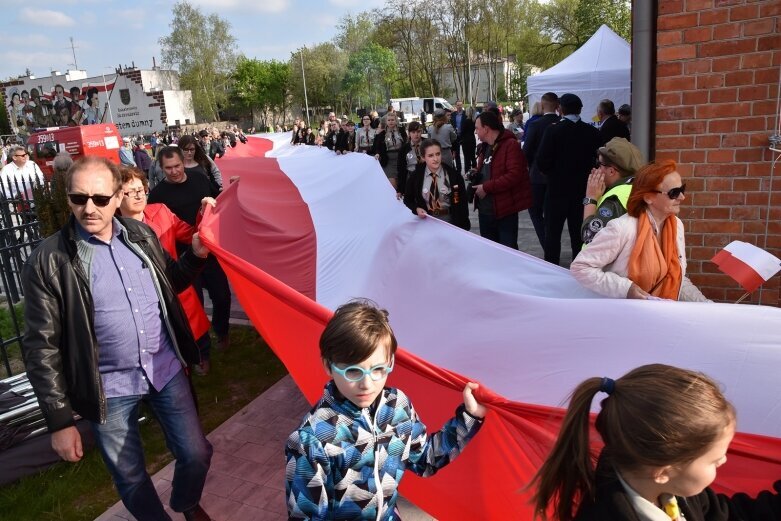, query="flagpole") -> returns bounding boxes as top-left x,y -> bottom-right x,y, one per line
735,292 -> 752,304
